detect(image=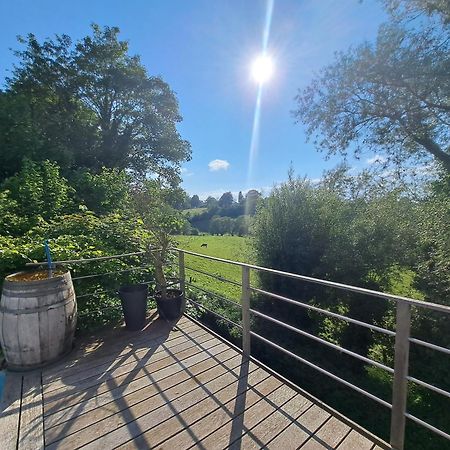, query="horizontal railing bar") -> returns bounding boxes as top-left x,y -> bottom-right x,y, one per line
77,287 -> 118,299
409,337 -> 450,355
77,298 -> 156,317
160,280 -> 181,290
76,279 -> 160,299
250,308 -> 394,374
406,376 -> 450,399
186,297 -> 242,329
185,265 -> 241,287
185,283 -> 242,309
252,287 -> 395,337
72,265 -> 152,281
177,248 -> 450,314
250,330 -> 392,409
26,251 -> 145,267
77,305 -> 121,316
78,299 -> 163,315
405,412 -> 450,441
